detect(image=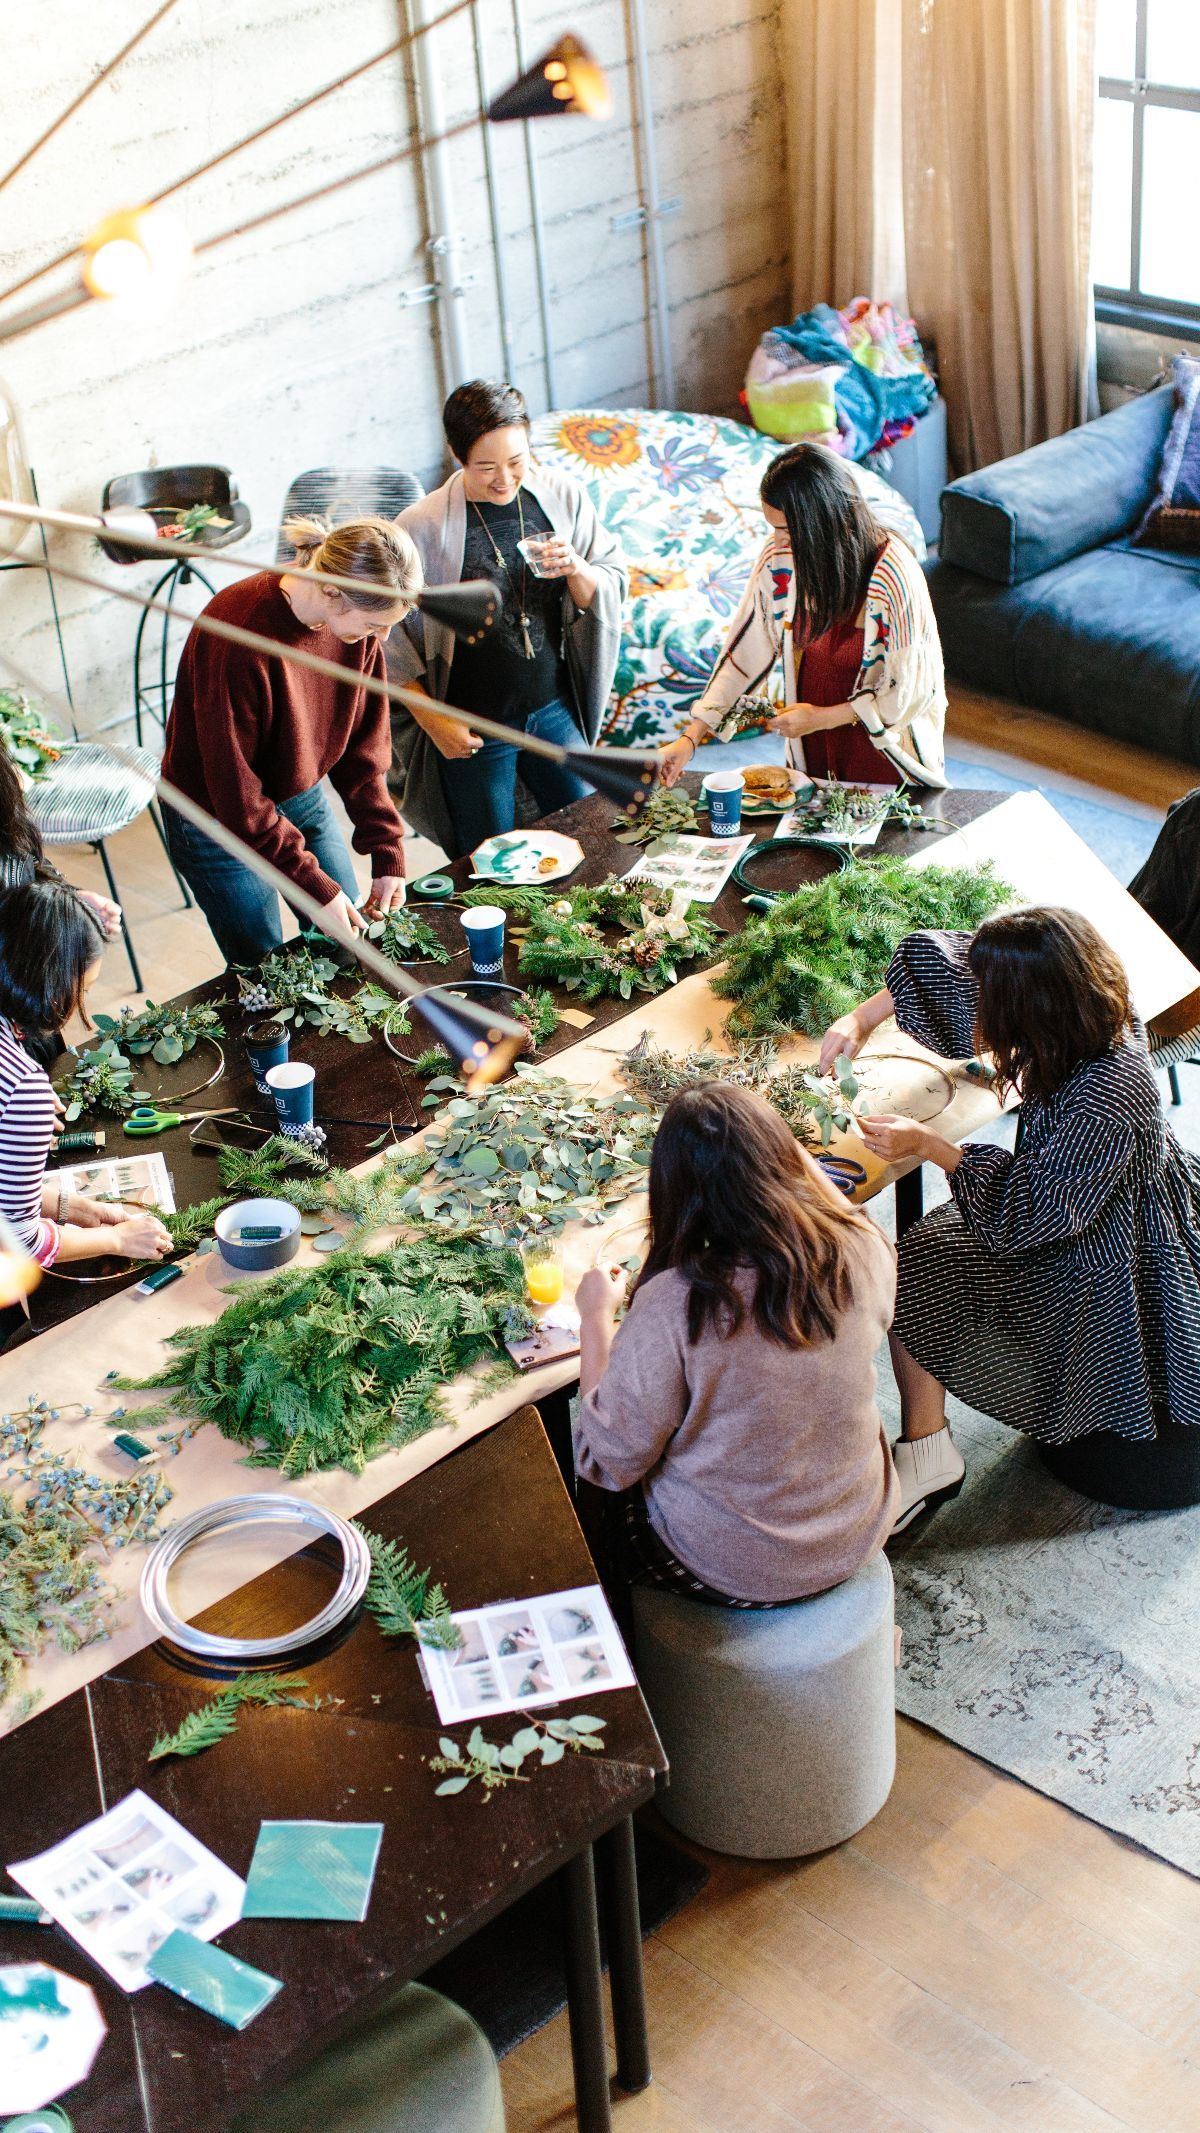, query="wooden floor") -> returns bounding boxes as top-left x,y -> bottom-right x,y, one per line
48,694 -> 1200,2132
